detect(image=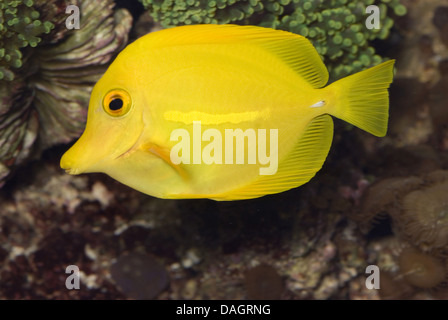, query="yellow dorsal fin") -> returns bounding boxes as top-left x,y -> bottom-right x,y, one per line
213,114 -> 334,200
139,24 -> 328,88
